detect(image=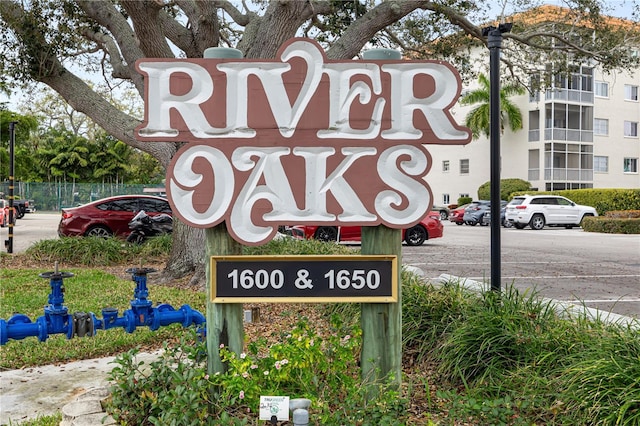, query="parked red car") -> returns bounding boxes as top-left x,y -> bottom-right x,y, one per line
448,203 -> 471,225
58,195 -> 172,238
0,199 -> 16,228
288,211 -> 443,246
